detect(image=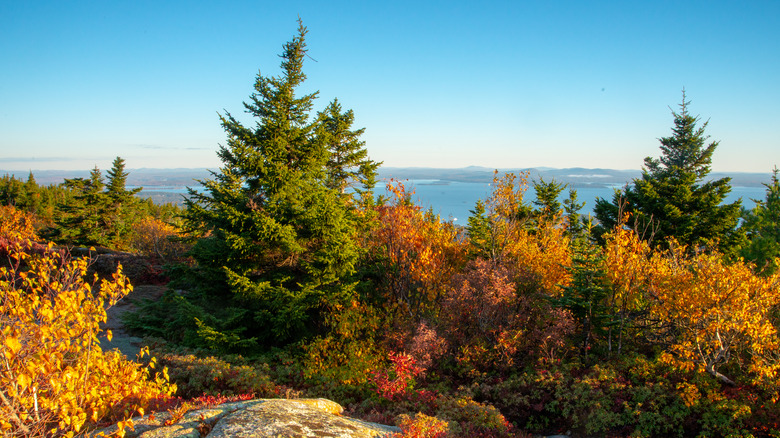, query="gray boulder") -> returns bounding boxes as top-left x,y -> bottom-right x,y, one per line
90,398 -> 400,438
